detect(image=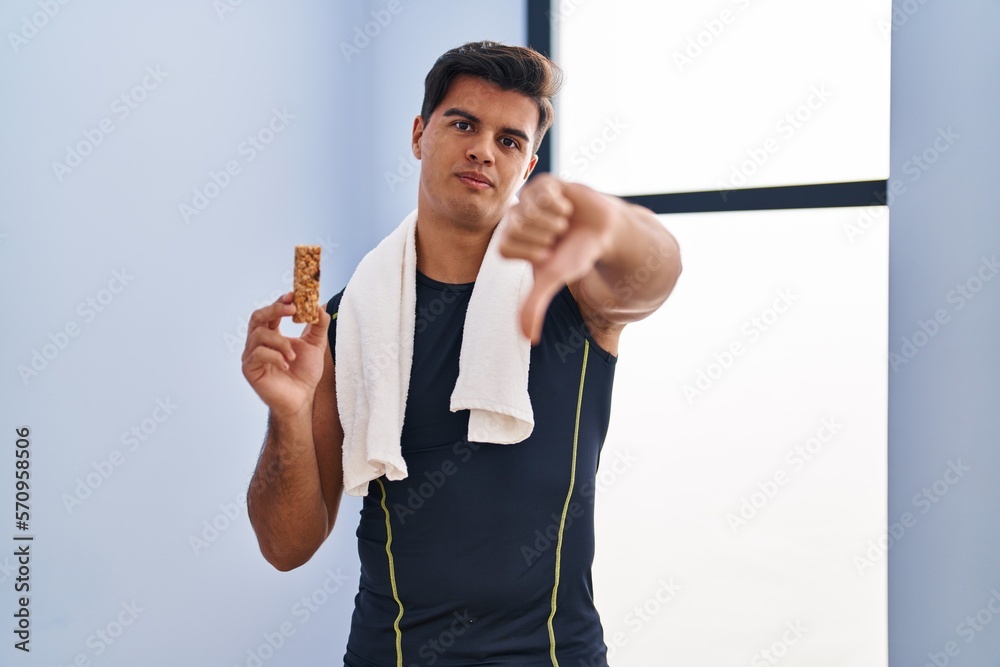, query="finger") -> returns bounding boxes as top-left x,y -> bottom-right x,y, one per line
243,346 -> 291,373
248,295 -> 295,332
243,327 -> 296,365
247,324 -> 295,355
499,237 -> 552,264
271,292 -> 296,330
509,211 -> 569,246
524,181 -> 573,219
